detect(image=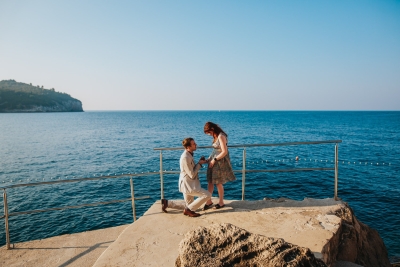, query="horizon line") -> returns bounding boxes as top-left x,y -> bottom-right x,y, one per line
82,109 -> 400,112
